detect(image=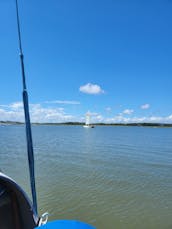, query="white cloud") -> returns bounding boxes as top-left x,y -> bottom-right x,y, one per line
0,107 -> 24,122
123,109 -> 134,115
141,104 -> 150,109
30,104 -> 74,123
168,114 -> 172,120
104,115 -> 172,124
105,107 -> 112,112
0,102 -> 23,110
1,102 -> 172,124
81,112 -> 103,123
86,111 -> 99,116
45,100 -> 80,105
0,102 -> 74,123
10,102 -> 23,110
79,83 -> 104,95
93,115 -> 104,122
